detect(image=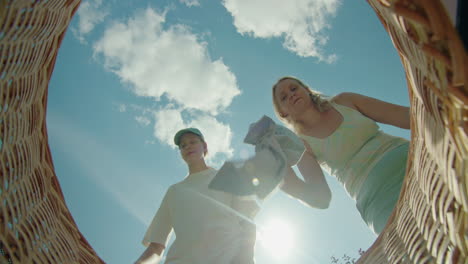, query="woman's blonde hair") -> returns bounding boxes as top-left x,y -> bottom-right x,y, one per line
272,76 -> 331,133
